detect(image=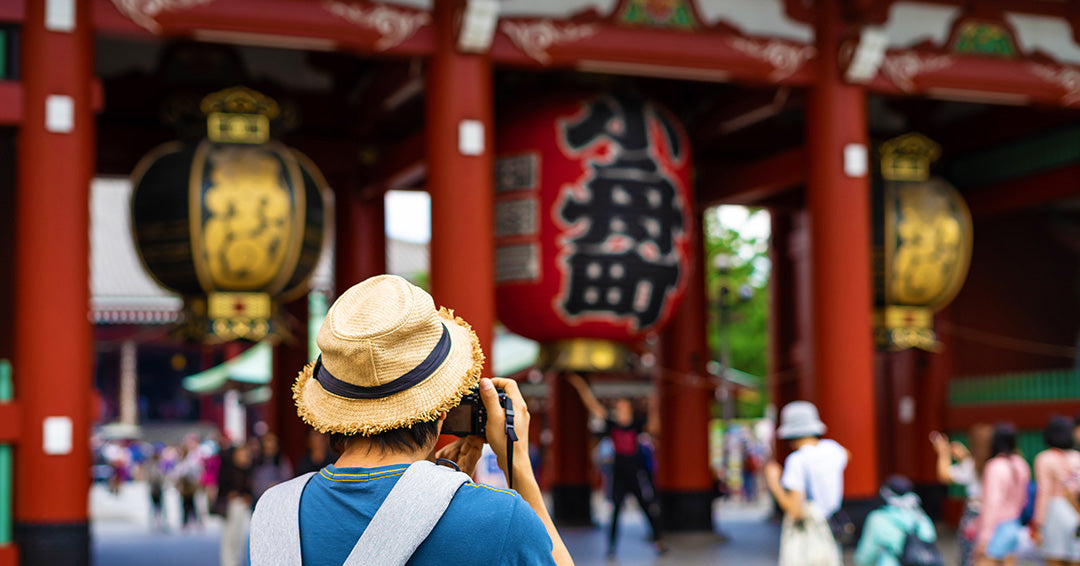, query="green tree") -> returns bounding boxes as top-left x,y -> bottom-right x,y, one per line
703,208 -> 770,418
